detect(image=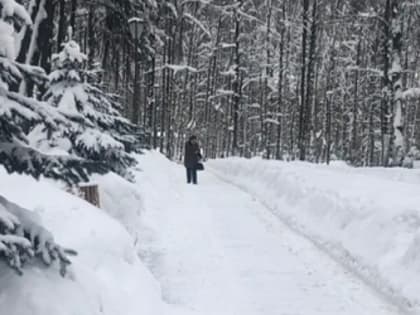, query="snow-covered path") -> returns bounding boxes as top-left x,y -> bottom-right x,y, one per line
136,153 -> 402,315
